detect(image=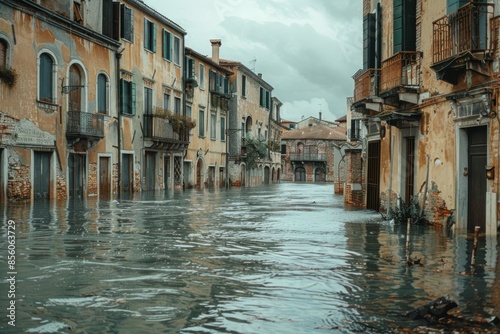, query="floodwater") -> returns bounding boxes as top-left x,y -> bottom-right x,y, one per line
0,183 -> 499,333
